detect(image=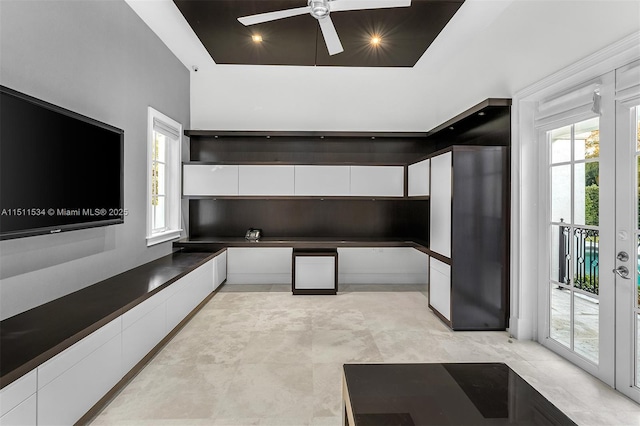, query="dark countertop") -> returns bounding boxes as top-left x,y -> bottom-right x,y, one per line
174,237 -> 430,254
0,250 -> 220,388
343,363 -> 576,426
